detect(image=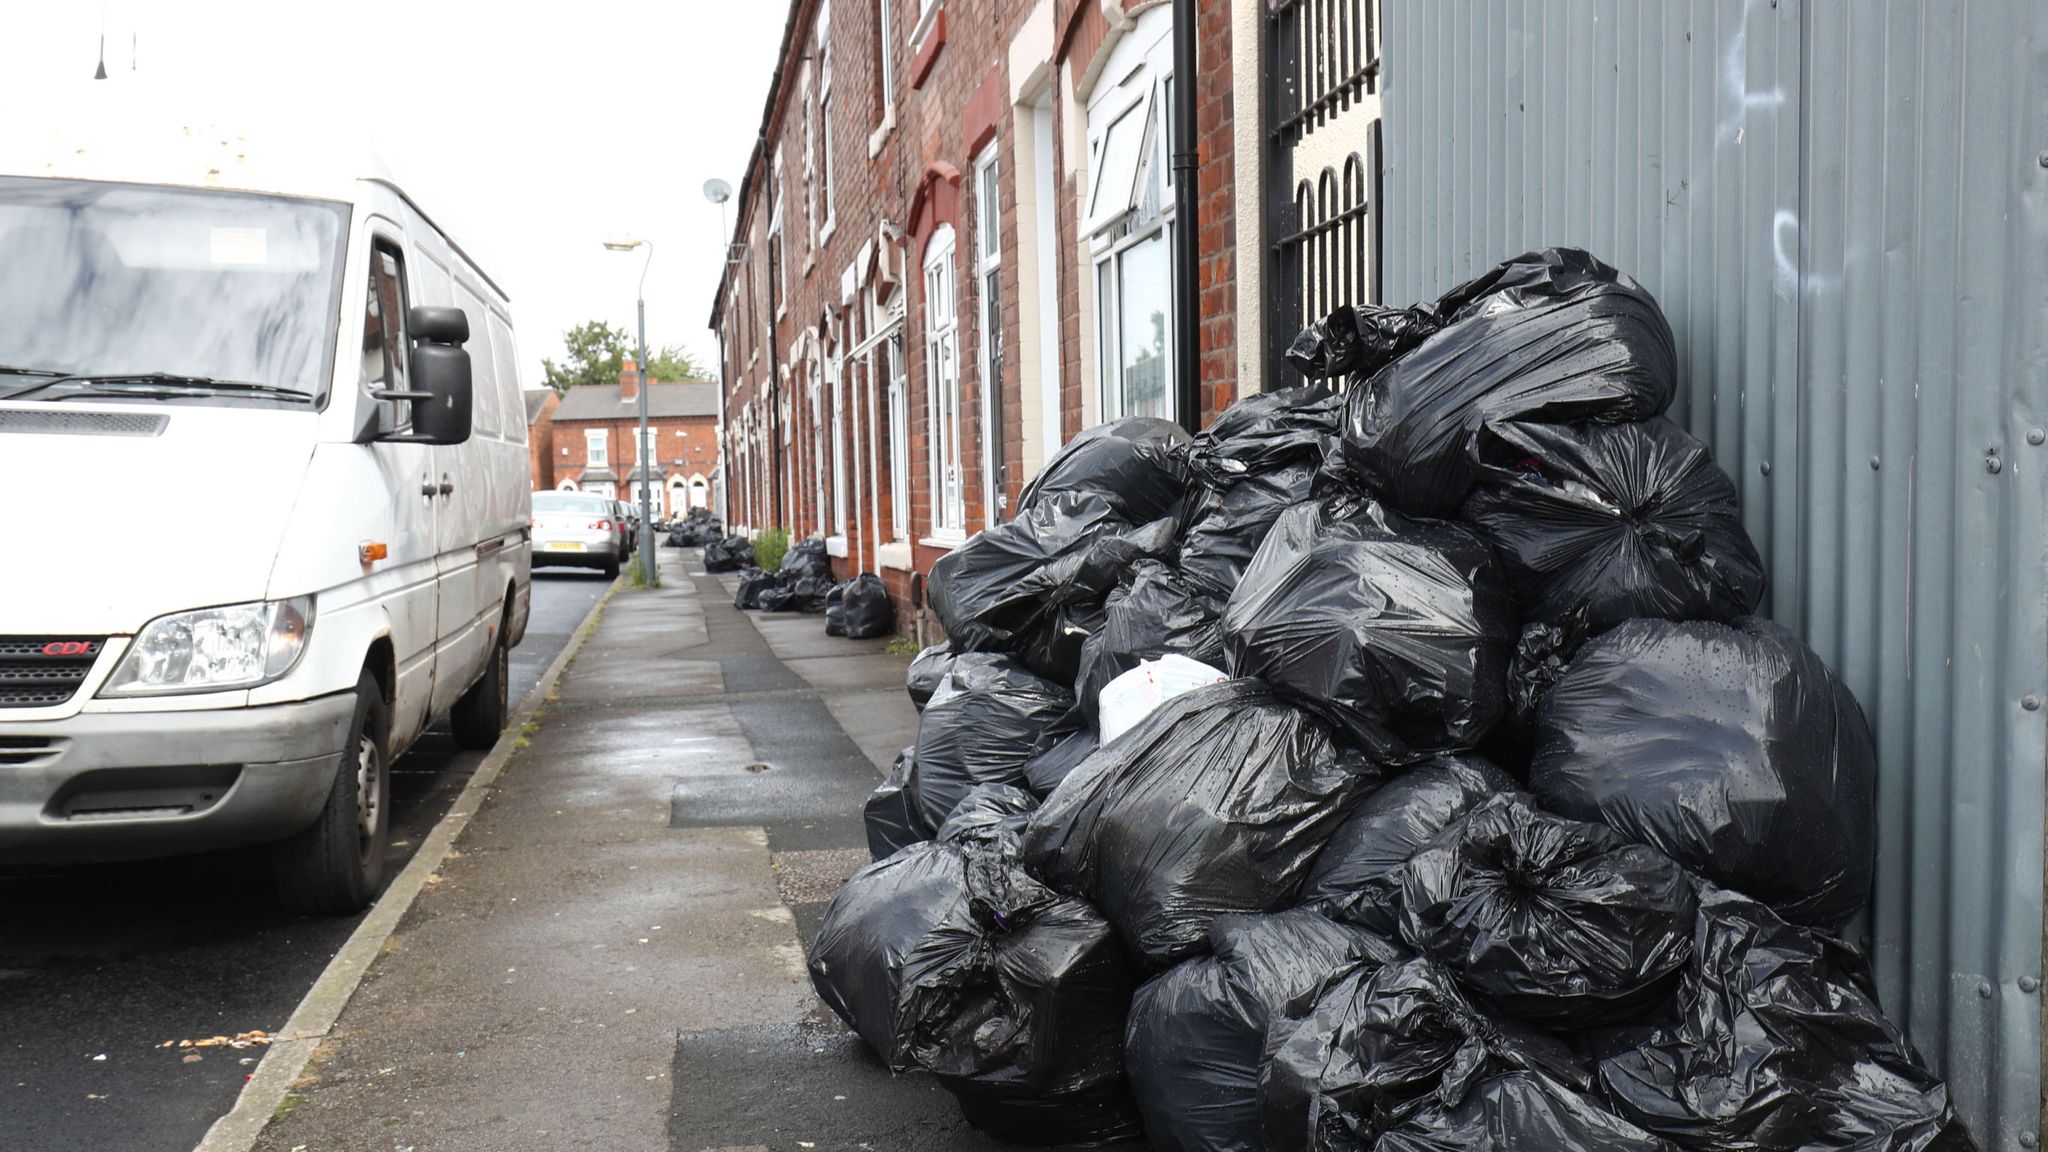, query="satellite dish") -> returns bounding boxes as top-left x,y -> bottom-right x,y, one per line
702,178 -> 733,205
